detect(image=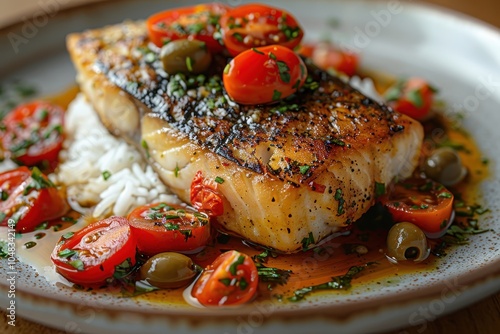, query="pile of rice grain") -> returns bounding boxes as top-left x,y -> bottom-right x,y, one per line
55,94 -> 180,217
